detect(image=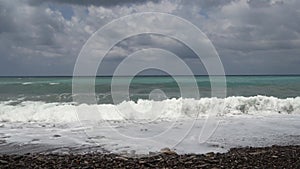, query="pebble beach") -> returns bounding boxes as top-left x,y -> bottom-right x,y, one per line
0,145 -> 299,168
